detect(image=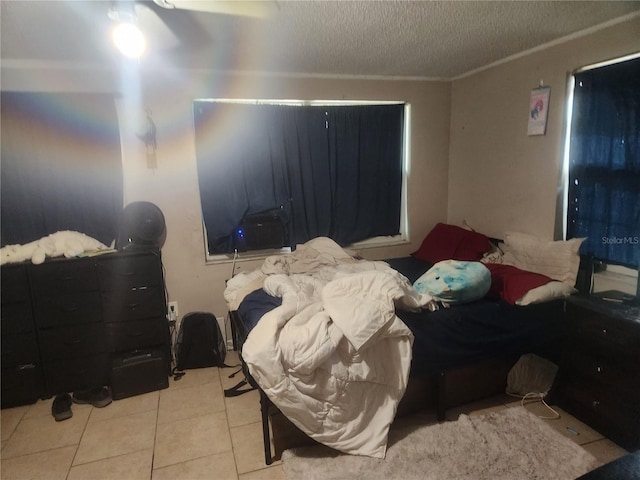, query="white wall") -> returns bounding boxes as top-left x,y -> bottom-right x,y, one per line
448,15 -> 640,241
